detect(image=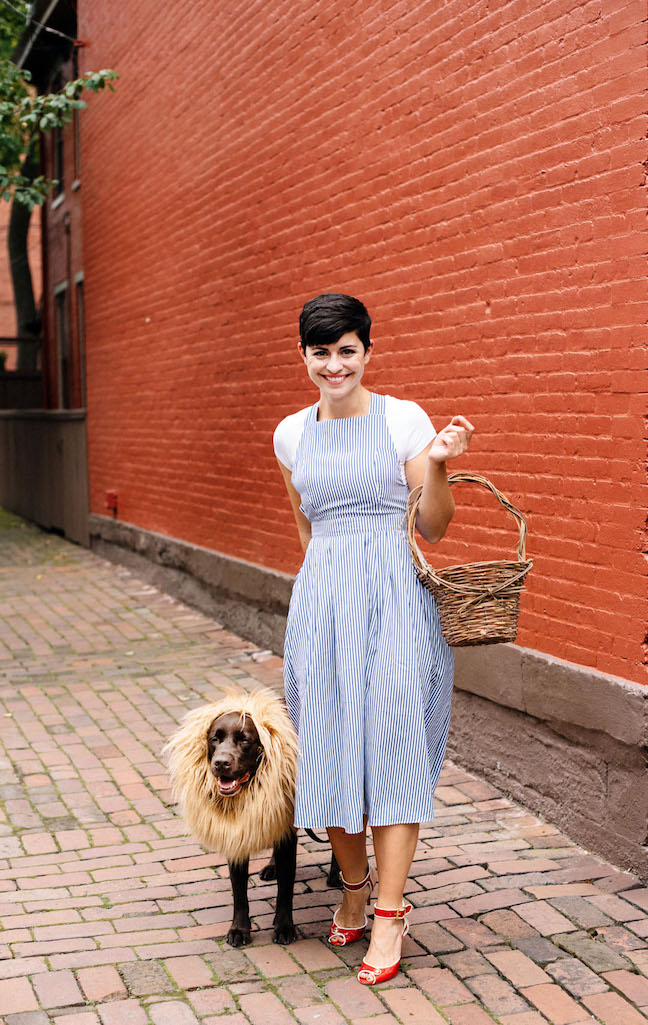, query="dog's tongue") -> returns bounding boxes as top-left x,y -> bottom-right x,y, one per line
218,772 -> 250,796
